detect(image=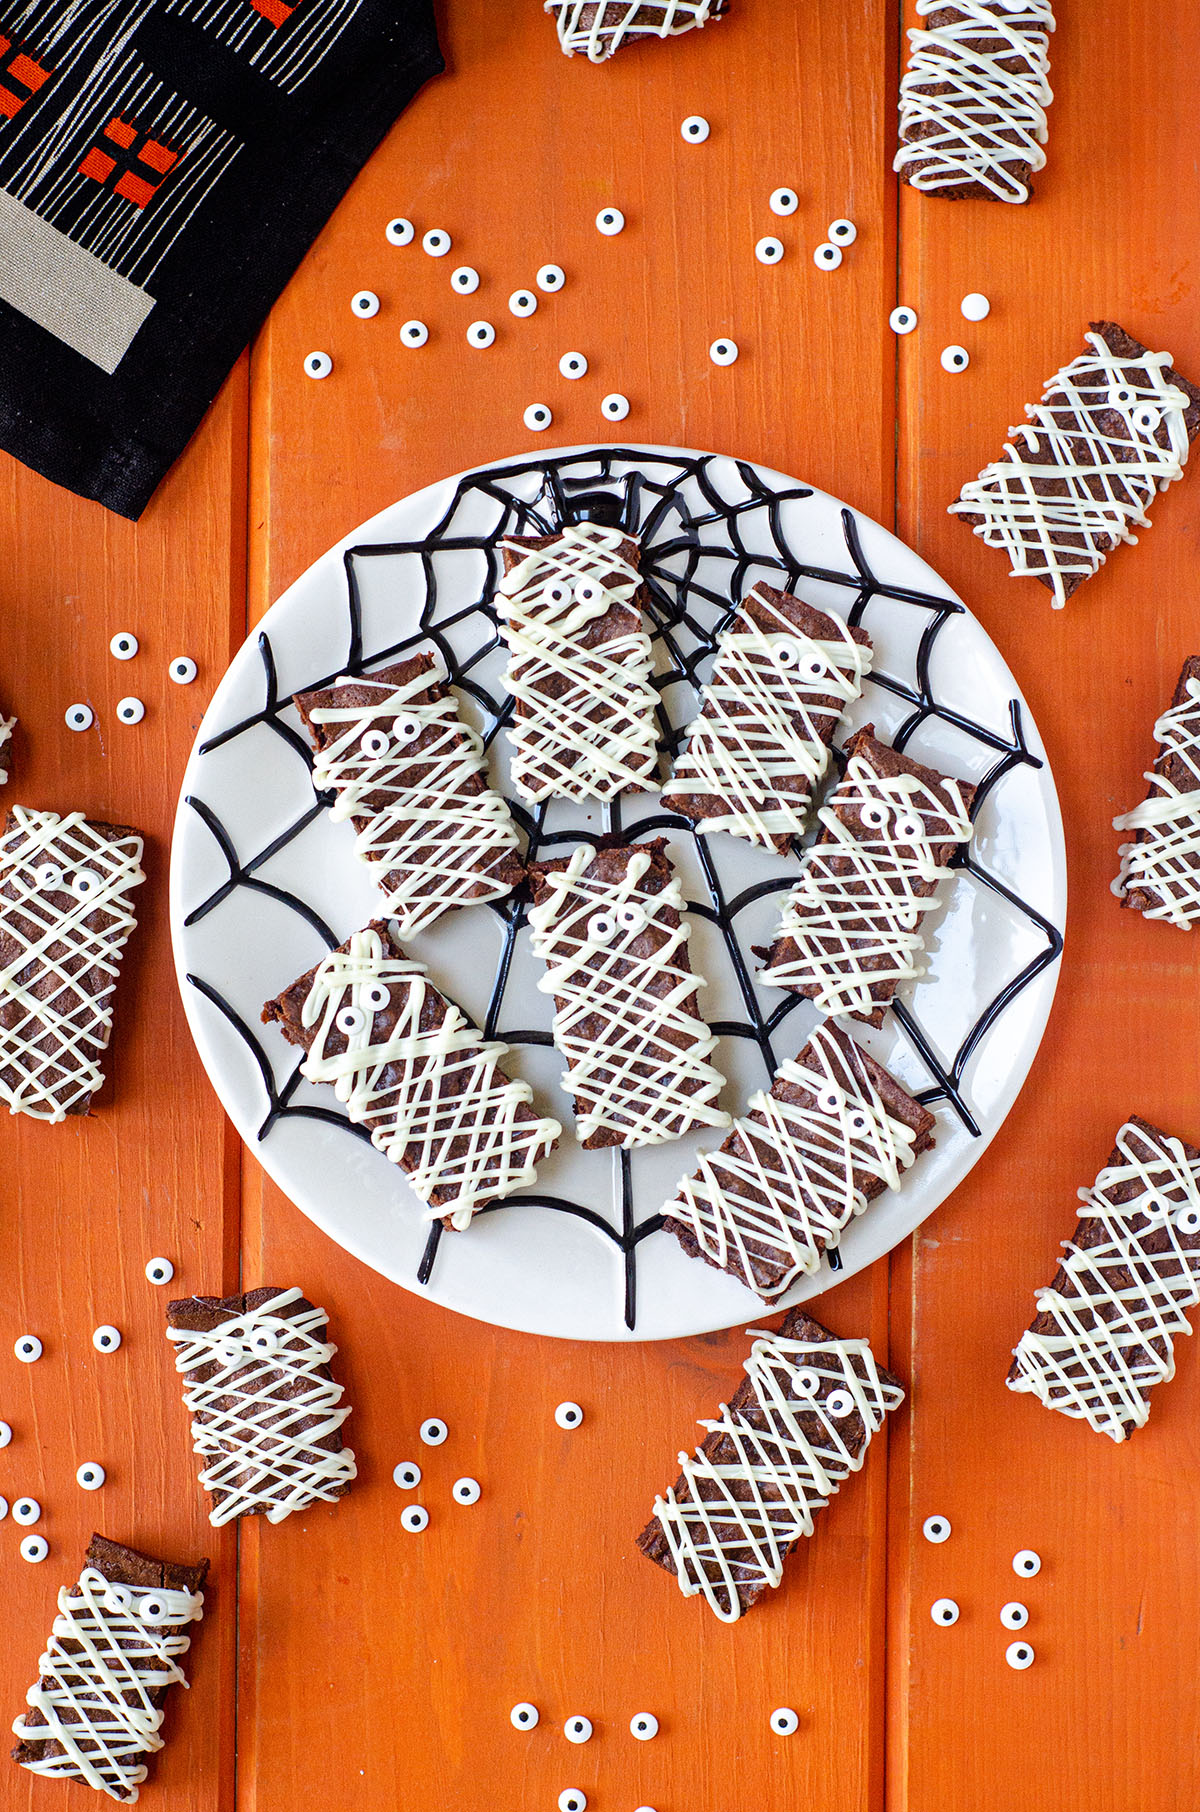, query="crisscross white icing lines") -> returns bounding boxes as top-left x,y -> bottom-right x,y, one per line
166,1287 -> 357,1524
895,0 -> 1055,204
665,585 -> 872,849
951,330 -> 1194,606
0,807 -> 145,1122
761,754 -> 972,1016
528,844 -> 729,1147
653,1326 -> 903,1621
548,0 -> 720,61
13,1563 -> 204,1802
300,927 -> 560,1226
670,1024 -> 922,1299
306,666 -> 520,935
1008,1123 -> 1200,1441
1113,674 -> 1200,927
498,522 -> 659,801
0,708 -> 14,785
